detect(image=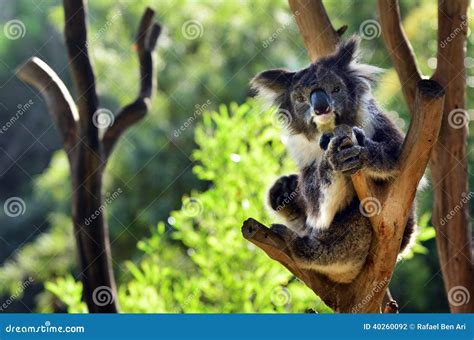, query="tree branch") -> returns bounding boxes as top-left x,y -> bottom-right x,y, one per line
16,57 -> 79,153
288,0 -> 341,62
377,0 -> 422,115
102,8 -> 161,159
63,0 -> 99,137
390,80 -> 444,205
